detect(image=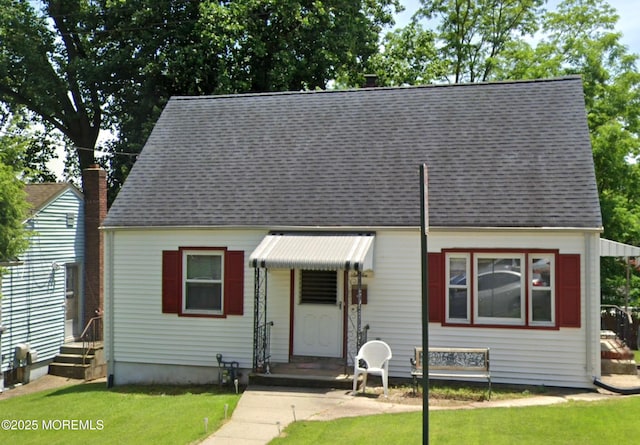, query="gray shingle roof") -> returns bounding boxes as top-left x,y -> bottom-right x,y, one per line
104,77 -> 602,229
